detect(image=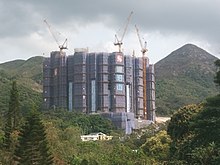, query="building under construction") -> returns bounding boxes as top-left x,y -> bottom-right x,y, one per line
43,49 -> 155,132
